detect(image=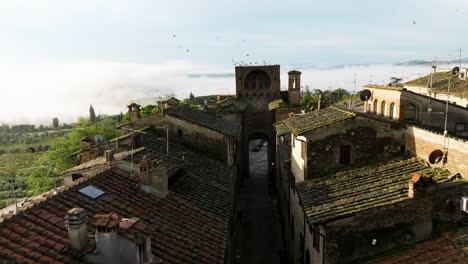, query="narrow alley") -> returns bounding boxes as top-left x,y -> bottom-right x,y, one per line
237,140 -> 284,264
